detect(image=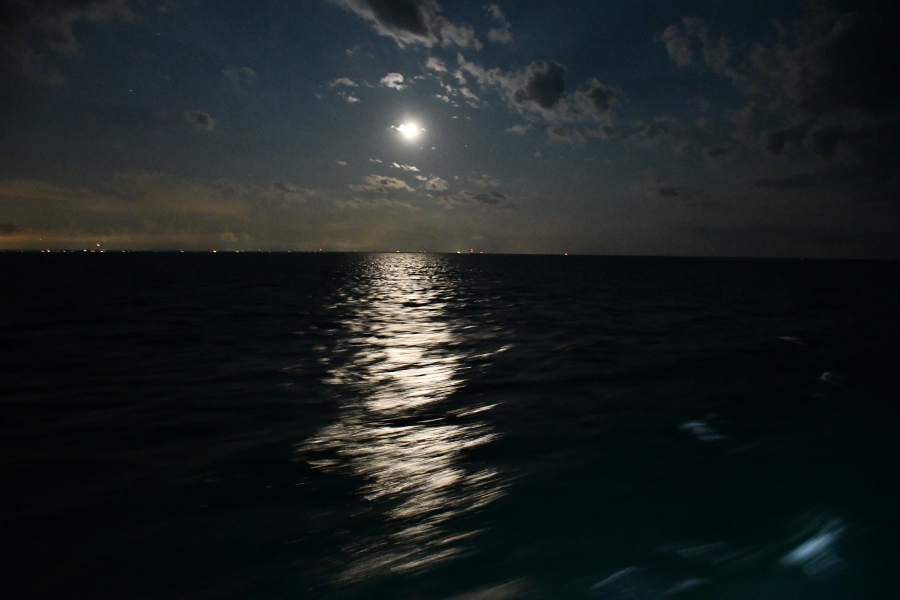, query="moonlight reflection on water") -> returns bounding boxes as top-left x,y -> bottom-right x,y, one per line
297,254 -> 505,581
